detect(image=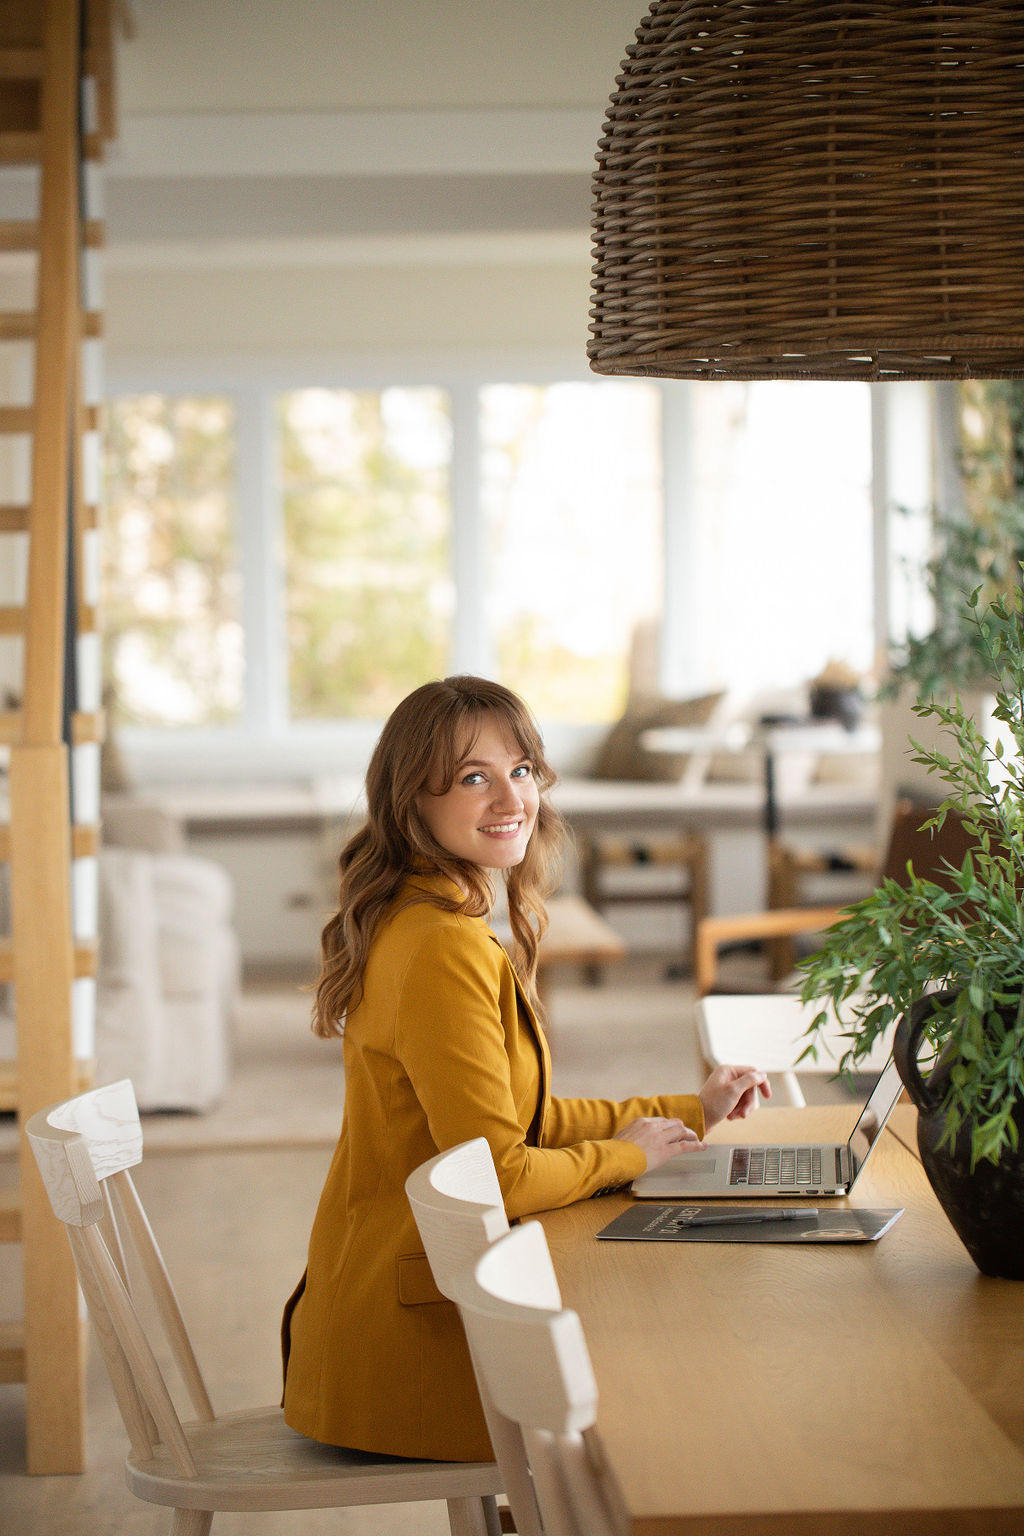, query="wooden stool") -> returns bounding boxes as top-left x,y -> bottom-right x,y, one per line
535,894 -> 626,1003
578,831 -> 708,980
